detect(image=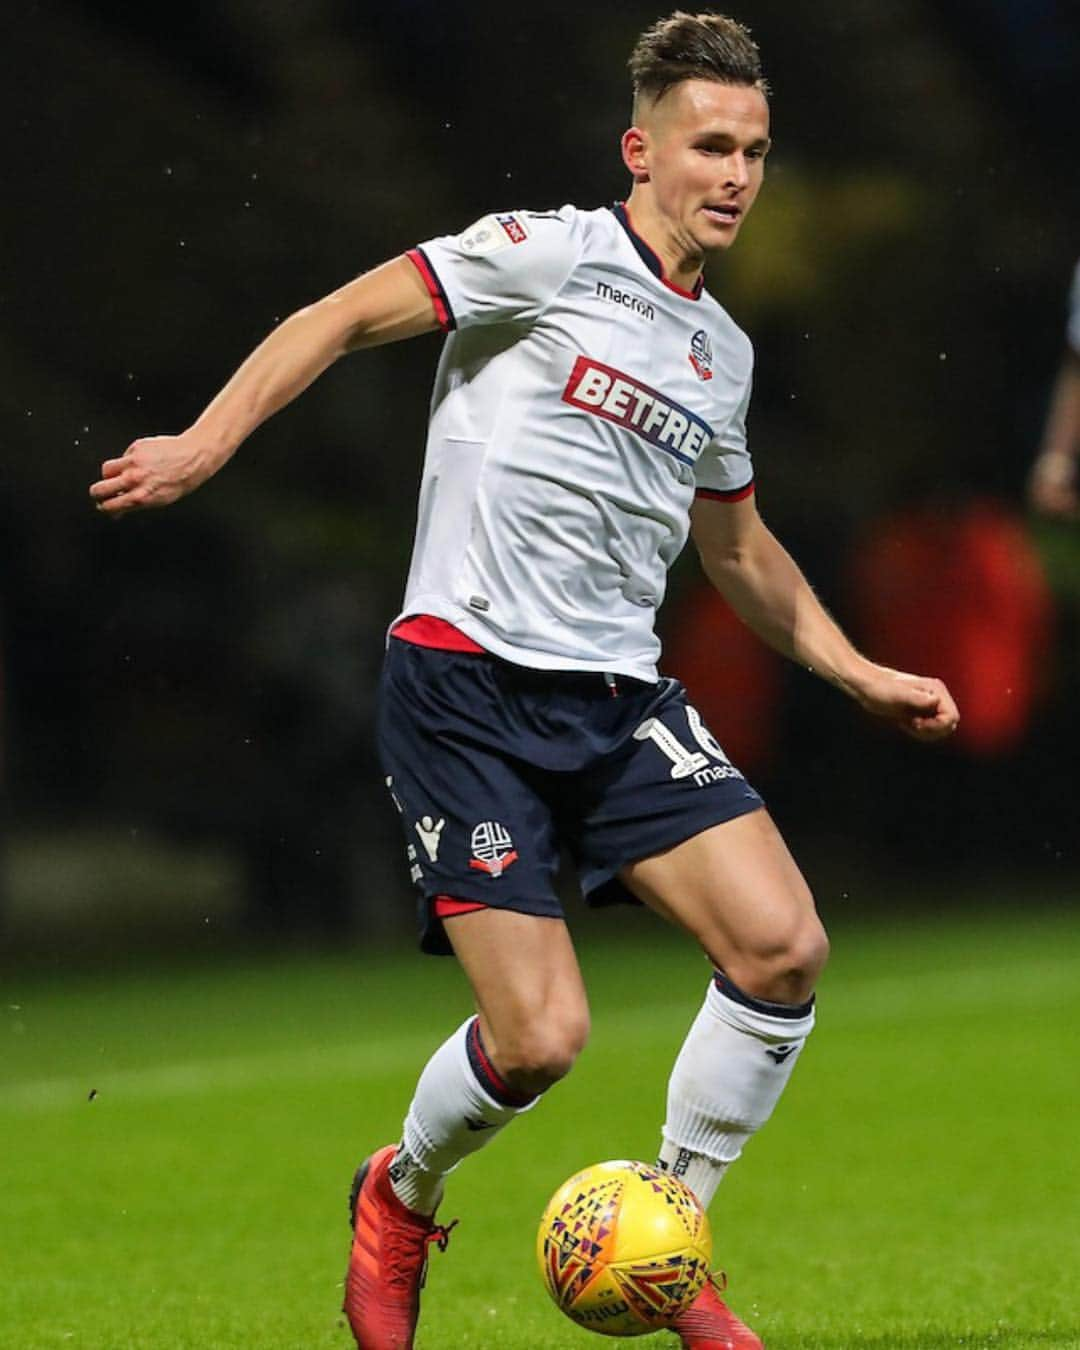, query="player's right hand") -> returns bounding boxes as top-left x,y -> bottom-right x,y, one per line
89,433 -> 220,518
